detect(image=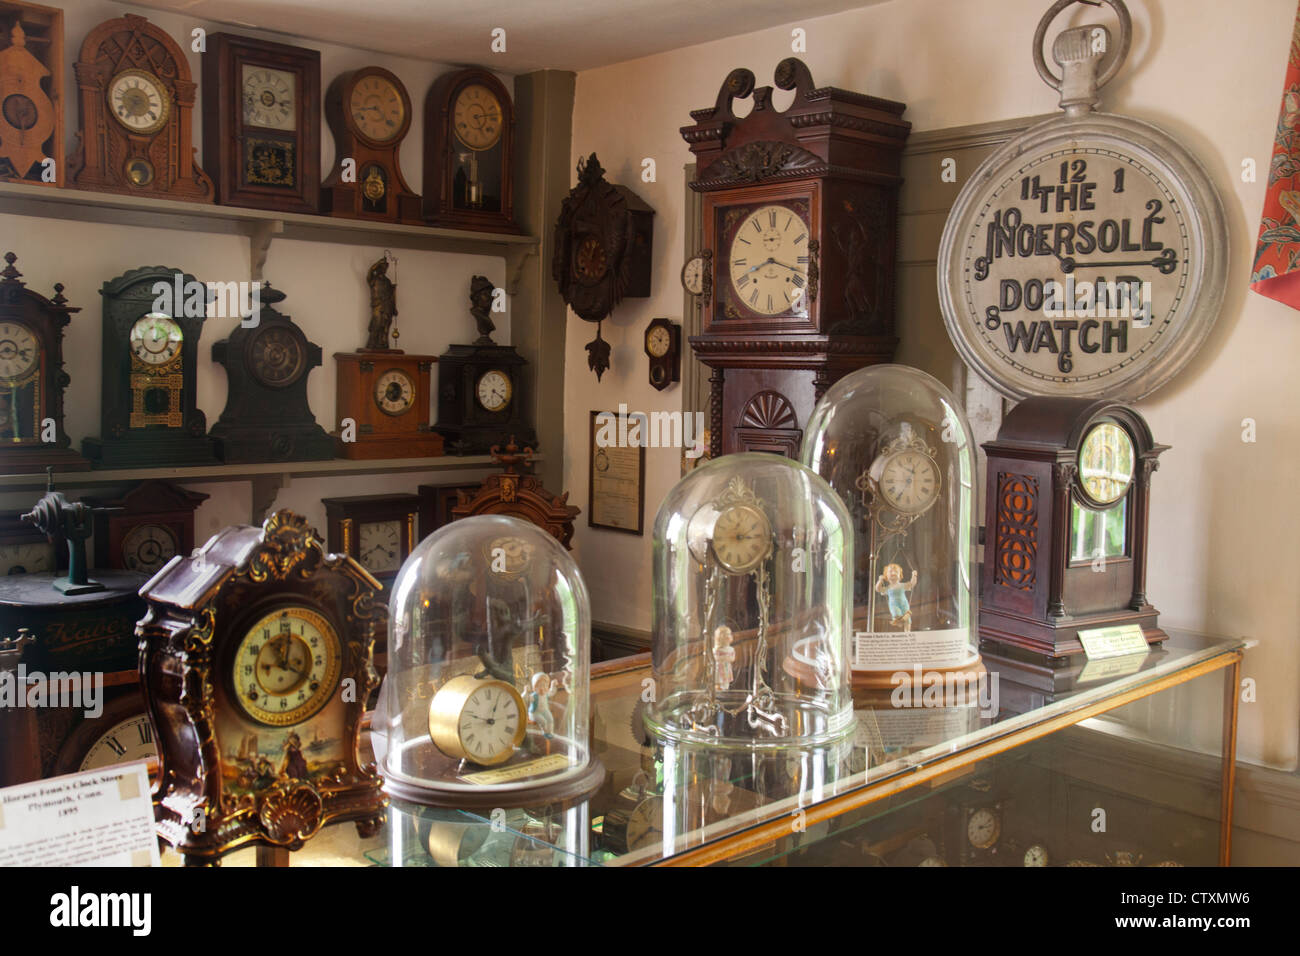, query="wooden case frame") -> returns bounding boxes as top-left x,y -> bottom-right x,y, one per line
333,351 -> 443,459
321,492 -> 420,583
0,0 -> 63,186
